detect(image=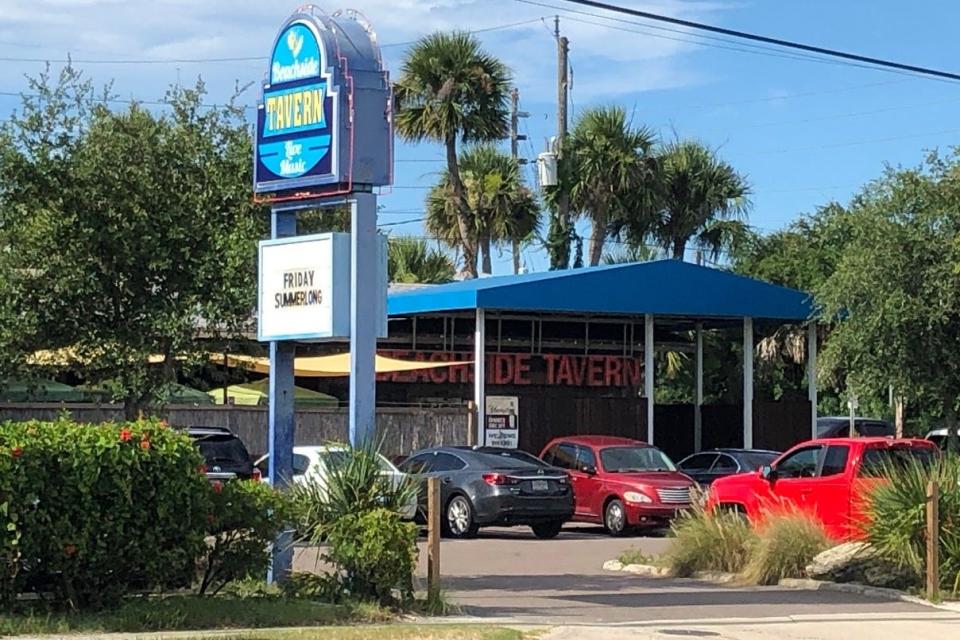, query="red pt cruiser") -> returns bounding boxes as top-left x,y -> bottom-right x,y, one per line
540,436 -> 696,536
